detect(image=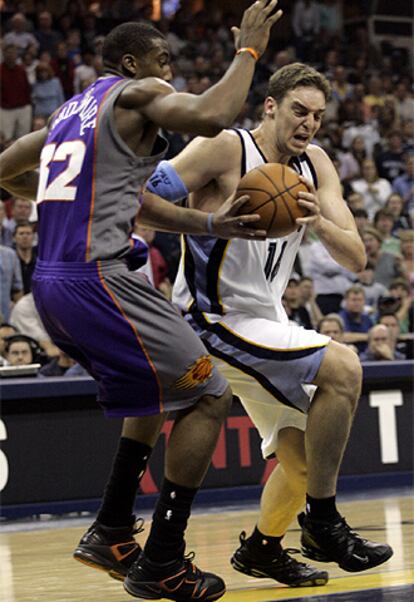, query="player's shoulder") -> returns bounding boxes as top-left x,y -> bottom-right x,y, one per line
306,143 -> 330,163
117,77 -> 175,107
